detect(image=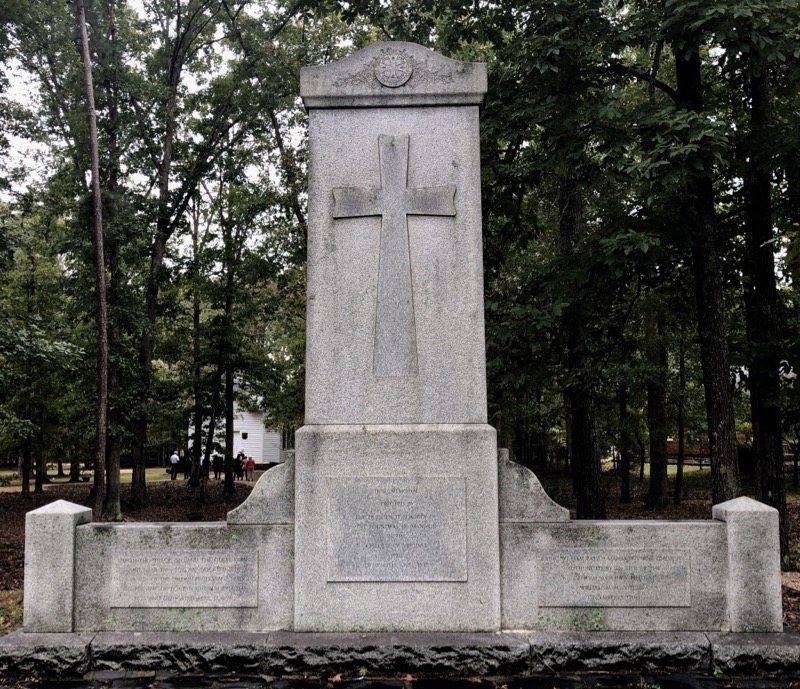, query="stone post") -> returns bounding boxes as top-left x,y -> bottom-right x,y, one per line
712,496 -> 783,632
23,500 -> 92,632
